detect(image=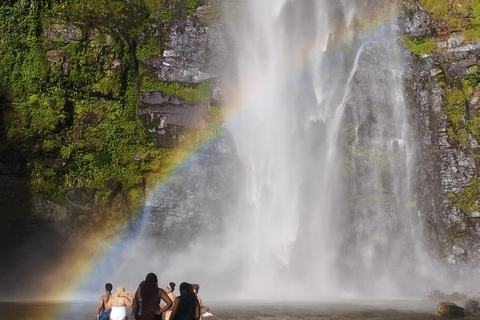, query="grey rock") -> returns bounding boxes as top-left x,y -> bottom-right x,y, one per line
405,38 -> 480,270
464,300 -> 480,316
447,33 -> 464,49
436,302 -> 465,318
45,23 -> 83,44
144,17 -> 214,84
139,91 -> 210,148
398,1 -> 436,38
144,128 -> 243,247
